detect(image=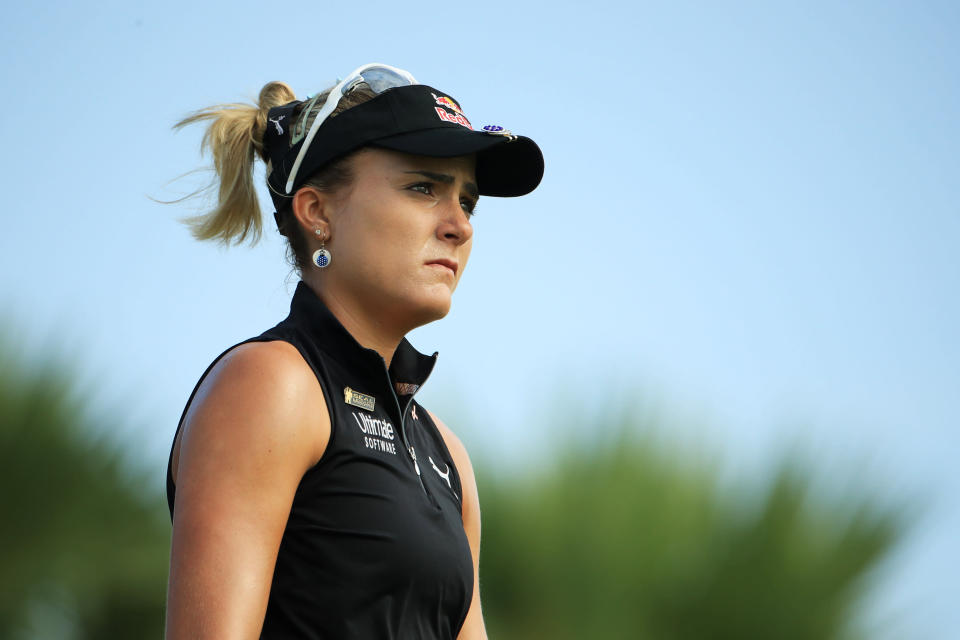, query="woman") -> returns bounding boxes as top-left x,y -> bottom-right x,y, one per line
164,63 -> 544,639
